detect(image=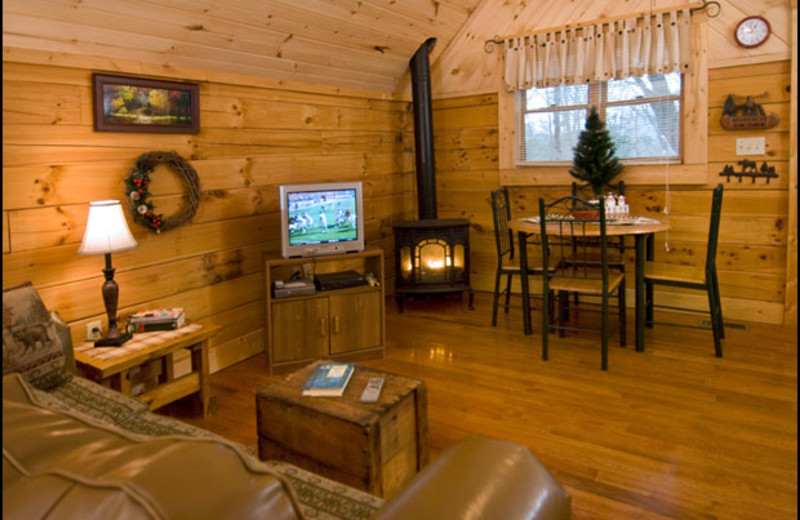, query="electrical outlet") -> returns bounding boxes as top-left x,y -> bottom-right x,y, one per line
736,137 -> 765,156
86,320 -> 102,340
